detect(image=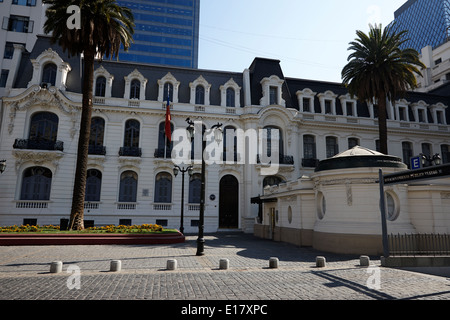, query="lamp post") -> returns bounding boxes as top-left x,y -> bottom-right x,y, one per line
420,153 -> 442,167
0,160 -> 6,174
186,118 -> 222,256
173,165 -> 193,235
